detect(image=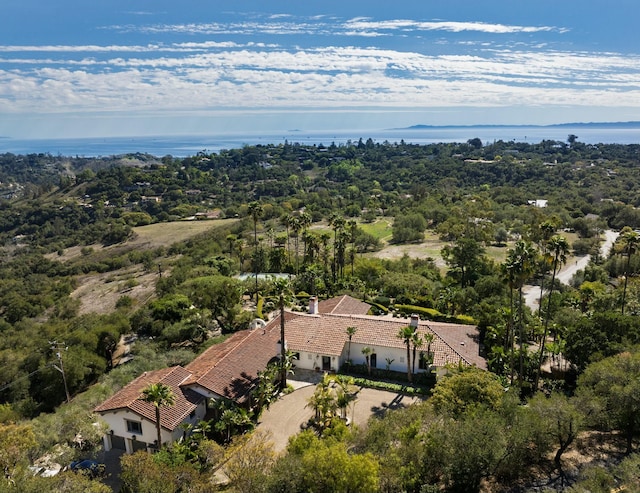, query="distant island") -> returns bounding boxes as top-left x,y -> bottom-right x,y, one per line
398,121 -> 640,130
